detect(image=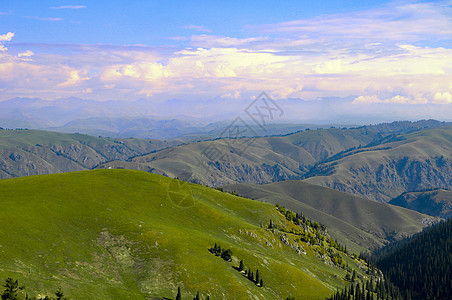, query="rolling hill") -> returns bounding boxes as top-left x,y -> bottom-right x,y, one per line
100,123 -> 452,203
1,121 -> 451,204
389,189 -> 452,219
0,169 -> 373,299
223,180 -> 439,253
101,126 -> 380,186
0,129 -> 179,179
